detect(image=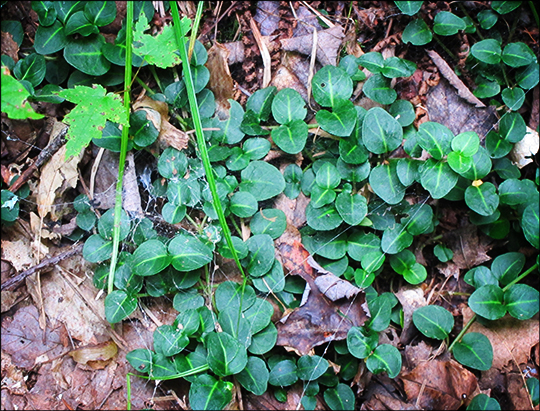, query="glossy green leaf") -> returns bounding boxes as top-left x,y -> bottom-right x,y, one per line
433,244 -> 453,262
381,57 -> 416,78
250,209 -> 287,239
464,182 -> 499,217
271,119 -> 308,154
527,377 -> 540,406
347,326 -> 378,359
369,162 -> 406,205
347,232 -> 380,262
471,39 -> 502,64
491,252 -> 525,286
104,290 -> 137,323
243,138 -> 271,160
316,99 -> 357,137
461,146 -> 492,180
466,393 -> 501,410
169,233 -> 213,272
389,99 -> 415,127
189,374 -> 233,411
315,162 -> 341,189
248,323 -> 278,355
362,73 -> 397,104
246,86 -> 276,121
368,295 -> 393,332
453,332 -> 493,371
522,203 -> 539,248
335,190 -> 368,226
473,75 -> 501,98
477,9 -> 498,29
402,18 -> 432,45
498,178 -> 536,205
395,1 -> 423,15
126,348 -> 153,374
324,383 -> 356,410
34,20 -> 69,54
469,285 -> 506,320
306,202 -> 343,231
229,191 -> 258,218
83,234 -> 113,263
358,52 -> 385,73
502,42 -> 536,67
311,65 -> 353,107
502,87 -> 526,111
236,356 -> 269,396
84,1 -> 117,26
447,151 -> 473,175
516,62 -> 539,89
366,344 -> 402,378
150,353 -> 178,379
214,281 -> 256,313
283,163 -> 303,199
504,284 -> 540,320
419,159 -> 458,199
452,131 -> 480,157
303,230 -> 348,260
239,161 -> 285,201
485,131 -> 513,158
158,147 -> 188,179
413,305 -> 454,340
206,331 -> 248,377
499,111 -> 526,143
243,298 -> 274,335
243,234 -> 275,277
402,262 -> 428,284
362,107 -> 403,154
13,53 -> 46,88
216,99 -> 245,144
381,223 -> 413,254
271,88 -> 307,123
131,239 -> 171,276
64,34 -> 110,76
268,359 -> 298,387
65,10 -> 99,36
217,307 -> 252,348
173,289 -> 205,312
417,121 -> 453,160
433,11 -> 466,35
297,355 -> 328,381
491,1 -> 522,14
31,2 -> 57,27
153,324 -> 189,357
